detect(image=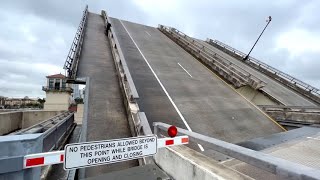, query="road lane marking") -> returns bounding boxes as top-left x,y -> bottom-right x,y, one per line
178,63 -> 193,78
198,144 -> 204,151
120,20 -> 204,151
145,31 -> 151,36
307,137 -> 320,141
